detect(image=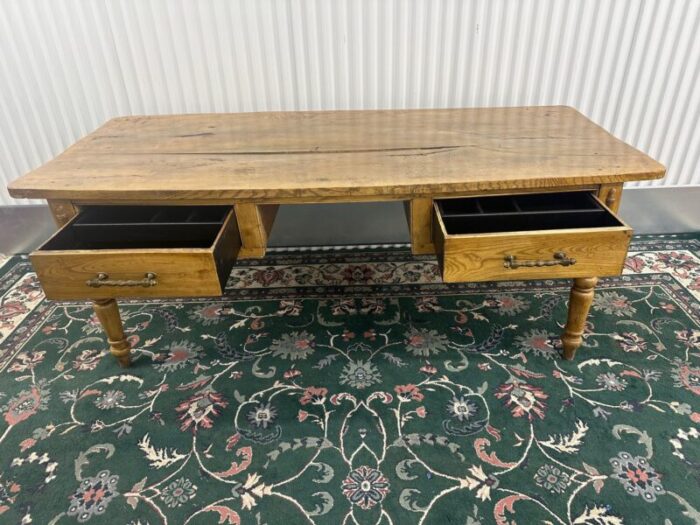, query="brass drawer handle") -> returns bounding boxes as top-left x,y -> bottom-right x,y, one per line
86,272 -> 158,288
504,252 -> 576,269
